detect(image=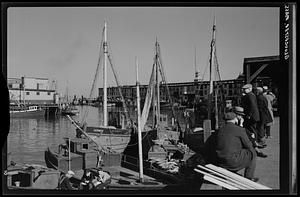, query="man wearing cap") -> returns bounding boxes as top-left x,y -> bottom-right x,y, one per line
58,170 -> 76,190
233,106 -> 267,158
215,112 -> 258,181
241,84 -> 260,145
263,86 -> 276,138
255,87 -> 272,145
